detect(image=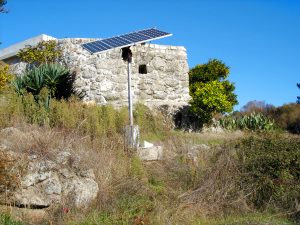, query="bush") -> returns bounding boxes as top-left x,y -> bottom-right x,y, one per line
17,40 -> 62,65
275,103 -> 300,134
236,135 -> 300,215
0,62 -> 12,90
